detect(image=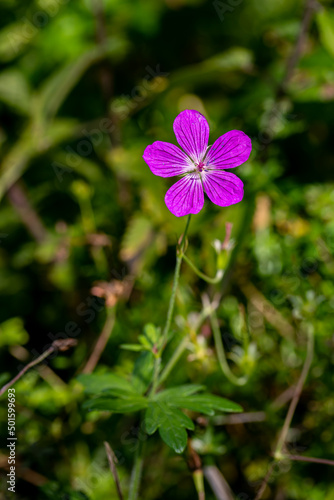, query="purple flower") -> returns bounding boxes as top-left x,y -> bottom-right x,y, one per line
143,109 -> 252,217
